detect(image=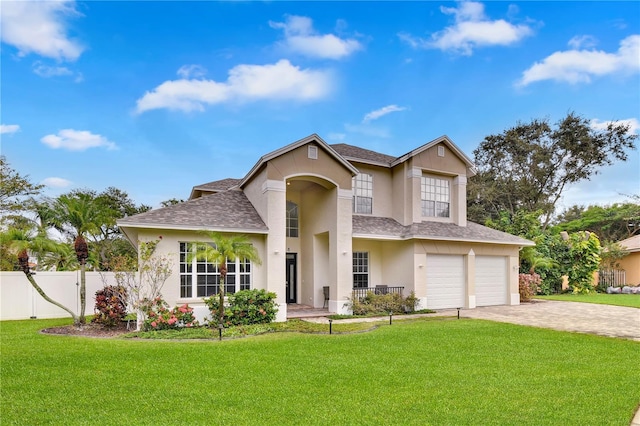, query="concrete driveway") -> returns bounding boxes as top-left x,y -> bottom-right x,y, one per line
459,299 -> 640,341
